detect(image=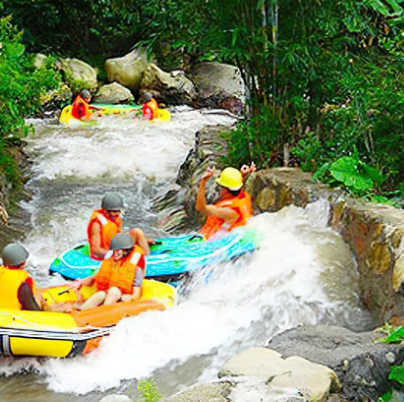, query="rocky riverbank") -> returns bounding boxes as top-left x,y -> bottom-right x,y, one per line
37,50 -> 245,115
100,325 -> 404,402
157,124 -> 404,326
